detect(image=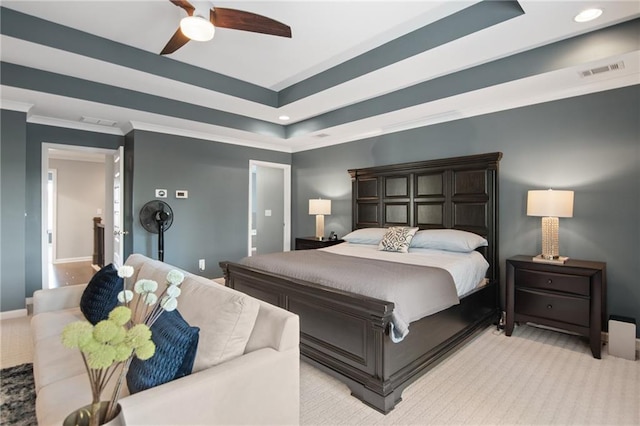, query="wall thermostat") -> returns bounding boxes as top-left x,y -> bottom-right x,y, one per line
155,189 -> 167,198
176,190 -> 188,199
